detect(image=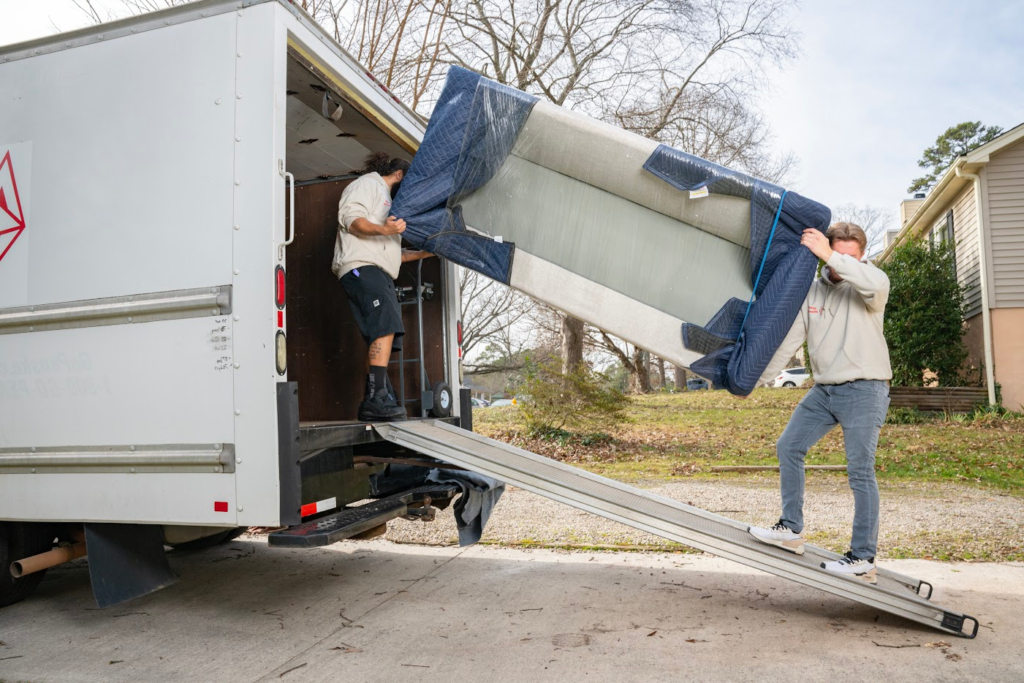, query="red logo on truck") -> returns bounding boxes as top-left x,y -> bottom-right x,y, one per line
0,151 -> 26,263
